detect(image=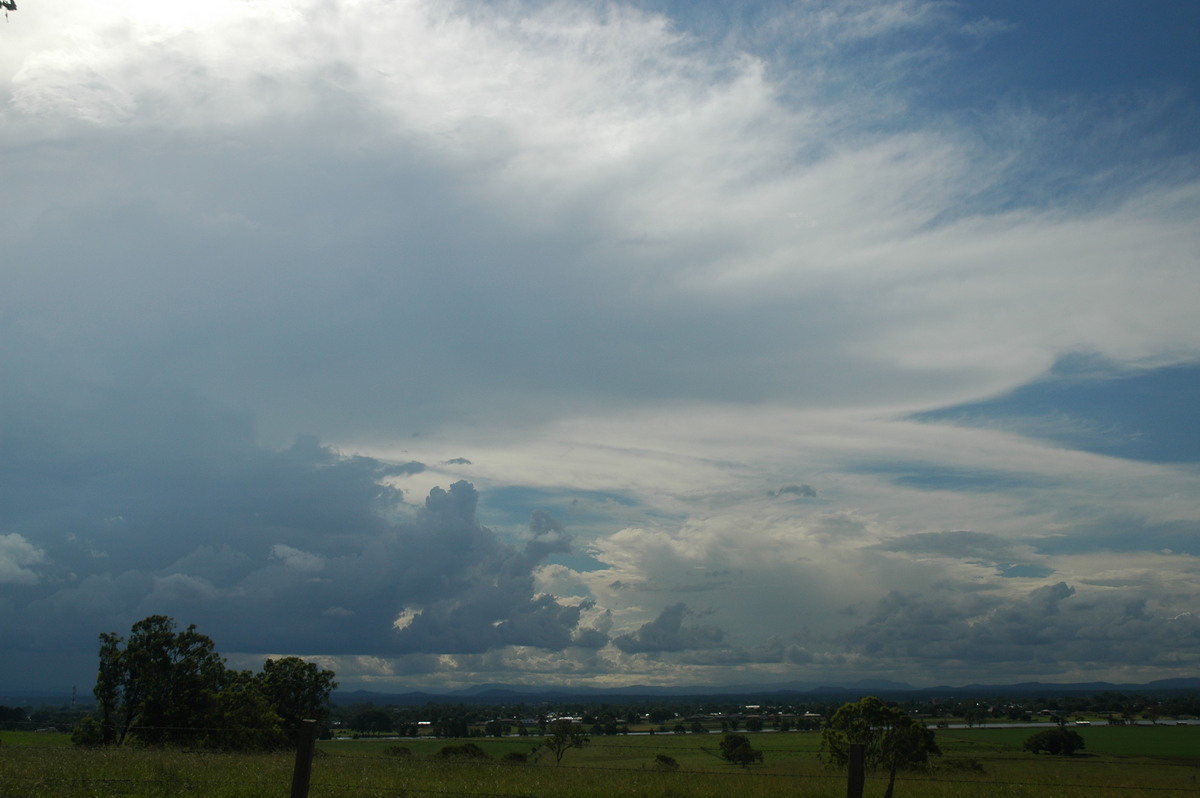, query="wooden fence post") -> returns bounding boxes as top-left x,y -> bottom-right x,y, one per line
846,742 -> 865,798
290,719 -> 318,798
